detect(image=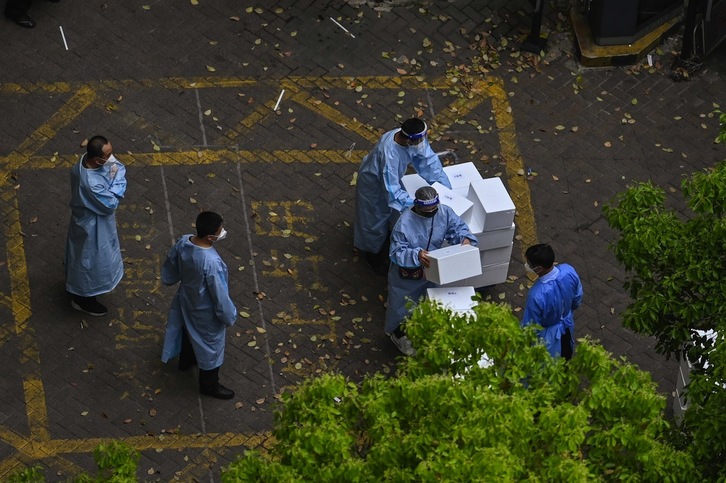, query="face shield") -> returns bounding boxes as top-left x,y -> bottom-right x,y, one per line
413,187 -> 439,218
402,121 -> 428,155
